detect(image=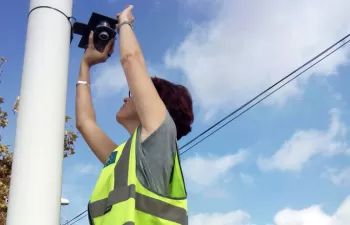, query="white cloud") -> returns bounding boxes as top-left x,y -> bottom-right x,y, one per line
190,211 -> 253,225
182,150 -> 247,198
240,172 -> 254,184
189,196 -> 350,225
323,167 -> 350,186
274,205 -> 332,225
257,109 -> 349,172
273,196 -> 350,225
73,163 -> 100,175
91,61 -> 167,99
165,0 -> 350,117
91,62 -> 128,98
183,150 -> 247,186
